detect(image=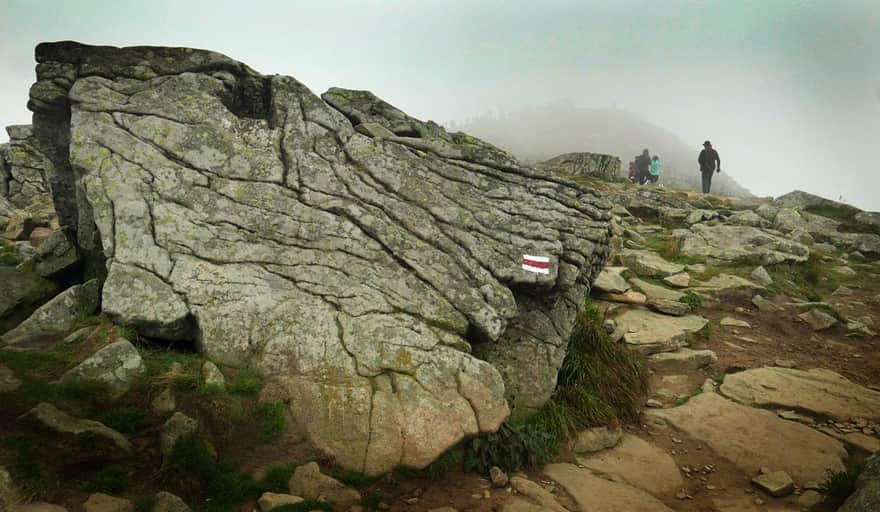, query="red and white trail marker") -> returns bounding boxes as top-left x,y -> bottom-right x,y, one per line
522,254 -> 551,274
